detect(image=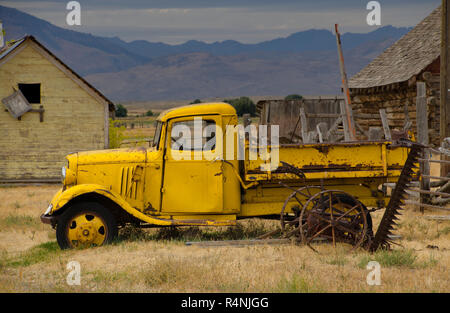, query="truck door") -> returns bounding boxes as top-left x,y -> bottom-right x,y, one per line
161,115 -> 224,213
